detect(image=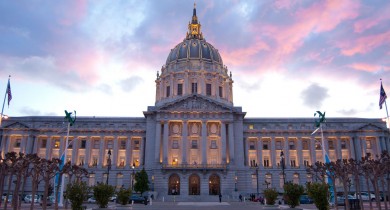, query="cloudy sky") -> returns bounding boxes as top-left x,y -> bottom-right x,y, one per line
0,0 -> 389,119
